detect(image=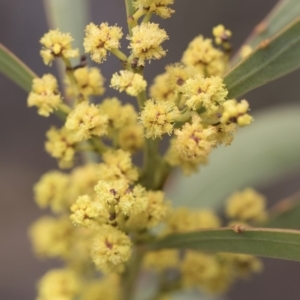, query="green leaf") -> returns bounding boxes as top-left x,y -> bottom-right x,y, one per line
166,105 -> 300,209
232,0 -> 300,65
224,18 -> 300,99
0,44 -> 37,92
148,227 -> 300,262
265,192 -> 300,229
